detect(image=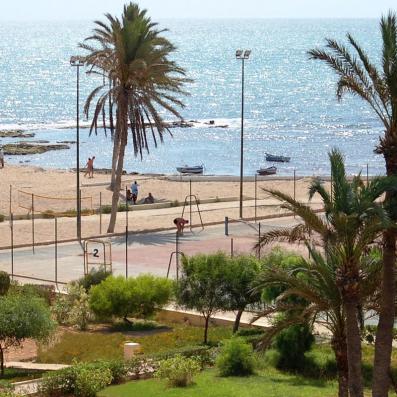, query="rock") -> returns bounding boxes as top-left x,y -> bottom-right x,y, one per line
57,141 -> 77,144
3,143 -> 70,155
0,130 -> 35,138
